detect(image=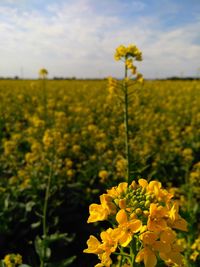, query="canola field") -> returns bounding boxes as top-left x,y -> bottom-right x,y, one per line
0,79 -> 200,266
